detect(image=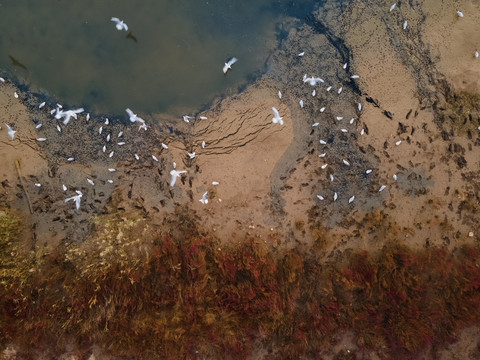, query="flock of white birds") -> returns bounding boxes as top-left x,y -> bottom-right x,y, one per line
0,6 -> 475,213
